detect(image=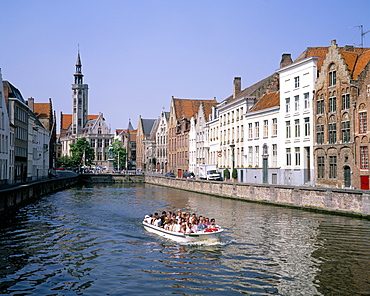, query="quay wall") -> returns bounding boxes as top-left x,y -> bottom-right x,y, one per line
145,175 -> 370,219
0,176 -> 82,215
82,174 -> 145,183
